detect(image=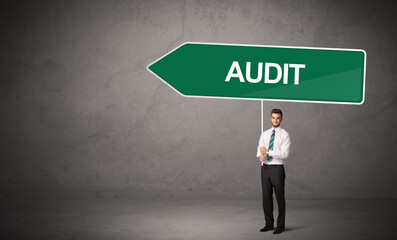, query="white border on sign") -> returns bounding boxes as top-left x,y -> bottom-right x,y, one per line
146,41 -> 367,105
